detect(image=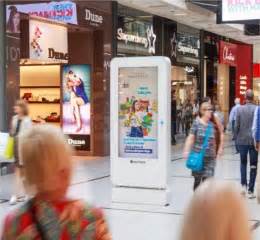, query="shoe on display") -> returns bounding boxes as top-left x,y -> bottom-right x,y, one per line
248,191 -> 256,199
9,195 -> 17,205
